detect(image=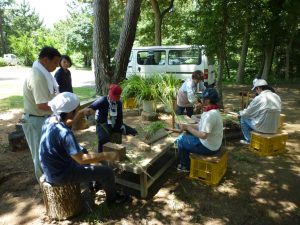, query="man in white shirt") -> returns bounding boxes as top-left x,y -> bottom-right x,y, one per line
22,46 -> 61,181
176,70 -> 206,117
239,79 -> 281,145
